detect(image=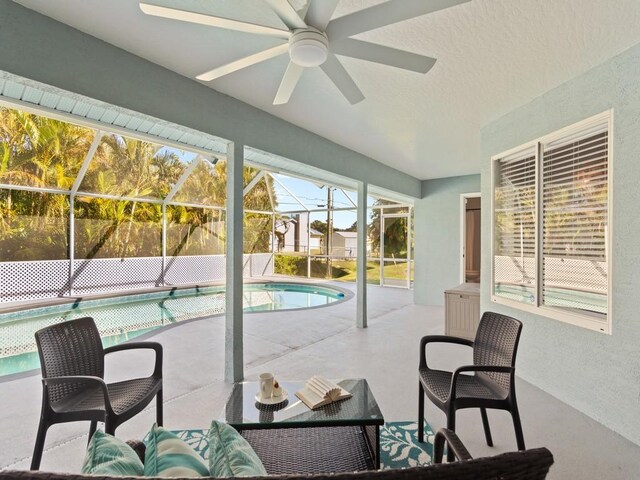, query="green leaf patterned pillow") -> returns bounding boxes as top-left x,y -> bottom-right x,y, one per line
208,420 -> 267,477
145,424 -> 210,477
81,429 -> 144,476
